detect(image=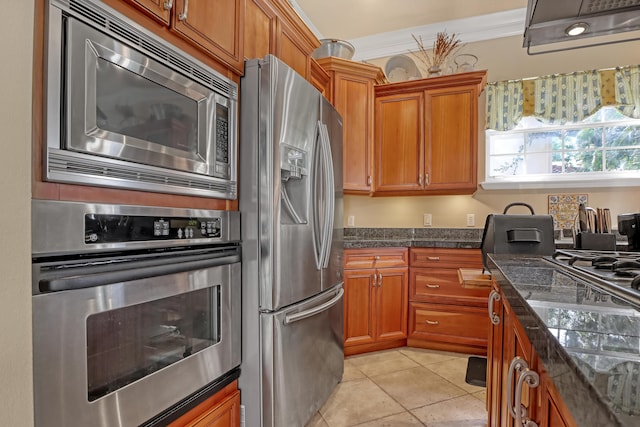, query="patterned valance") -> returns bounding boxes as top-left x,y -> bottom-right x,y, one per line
486,65 -> 640,130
